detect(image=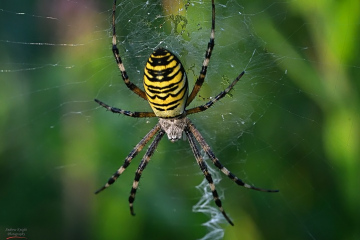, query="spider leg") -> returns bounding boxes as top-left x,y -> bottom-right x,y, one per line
185,128 -> 234,226
187,119 -> 279,193
129,130 -> 165,216
186,0 -> 216,106
95,123 -> 161,194
186,71 -> 244,115
95,99 -> 156,118
112,0 -> 147,100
